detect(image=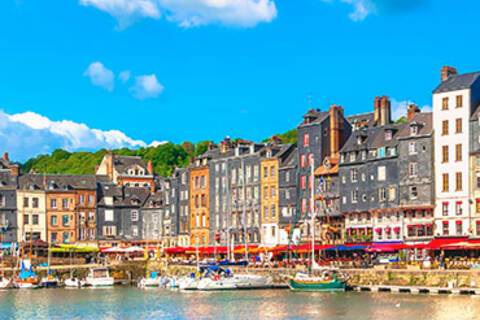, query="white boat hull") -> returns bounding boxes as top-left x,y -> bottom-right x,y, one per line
85,277 -> 114,287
